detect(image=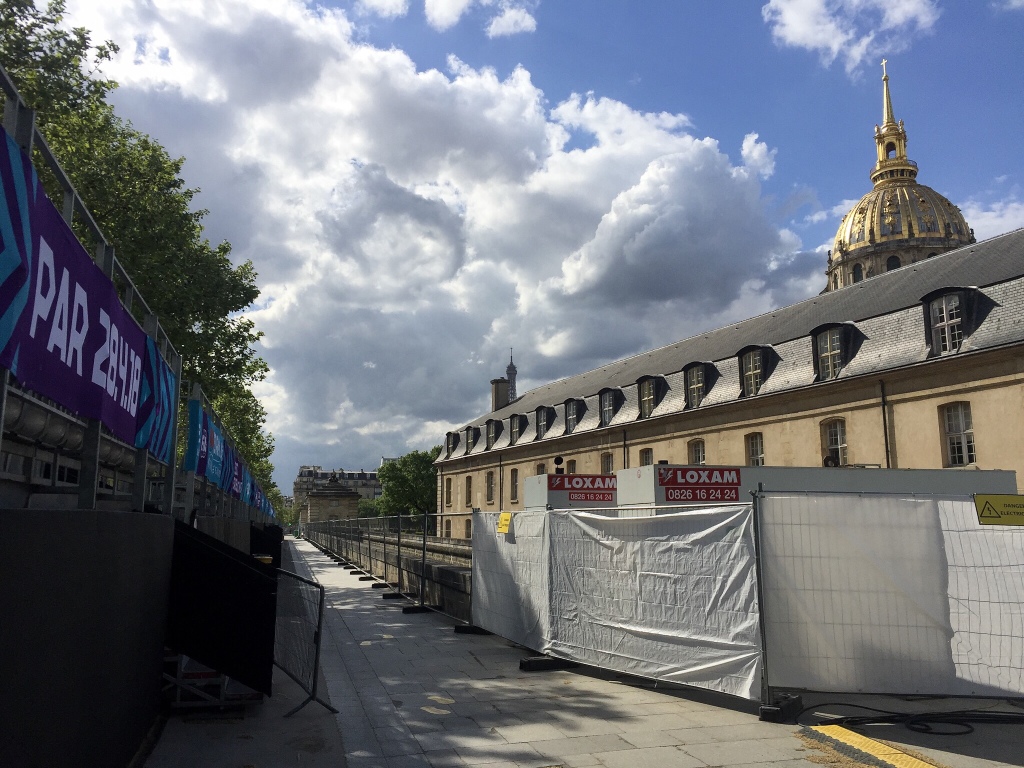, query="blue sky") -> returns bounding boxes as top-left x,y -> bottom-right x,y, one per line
58,0 -> 1024,490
